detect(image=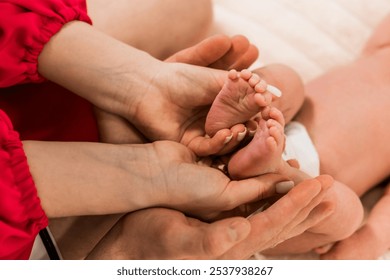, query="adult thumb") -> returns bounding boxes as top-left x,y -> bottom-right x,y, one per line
194,217 -> 251,258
